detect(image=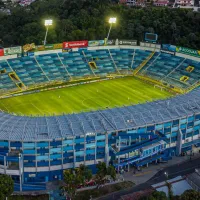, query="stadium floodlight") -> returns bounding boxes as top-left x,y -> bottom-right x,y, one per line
109,17 -> 117,24
44,19 -> 53,45
106,17 -> 116,44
